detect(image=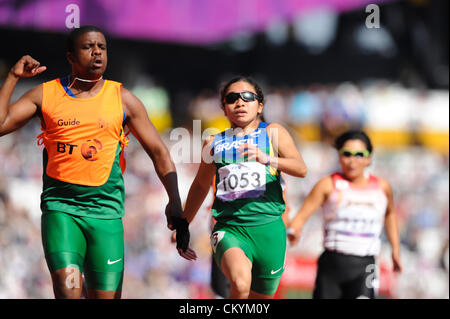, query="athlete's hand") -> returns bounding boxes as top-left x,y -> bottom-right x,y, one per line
165,201 -> 192,253
287,227 -> 301,246
392,252 -> 402,273
172,216 -> 191,252
173,229 -> 197,261
165,200 -> 183,230
171,229 -> 197,260
170,230 -> 177,243
179,247 -> 198,261
239,143 -> 270,164
10,55 -> 47,79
